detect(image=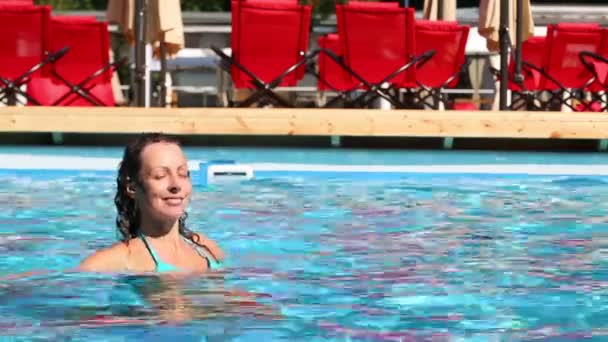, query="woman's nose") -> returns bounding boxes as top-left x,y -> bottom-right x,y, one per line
168,184 -> 181,194
167,175 -> 182,193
